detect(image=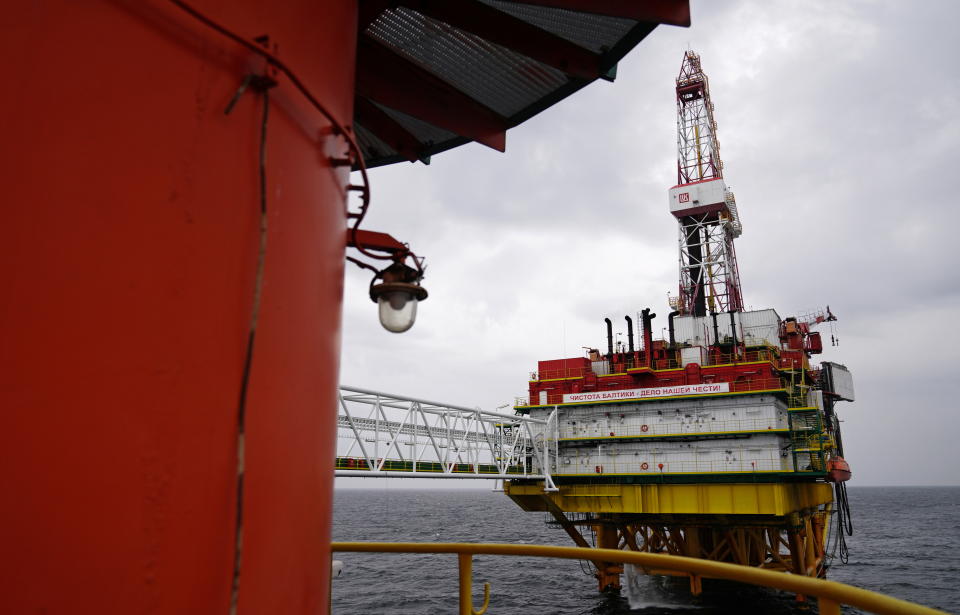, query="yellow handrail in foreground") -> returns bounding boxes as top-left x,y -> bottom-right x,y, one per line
332,542 -> 948,615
